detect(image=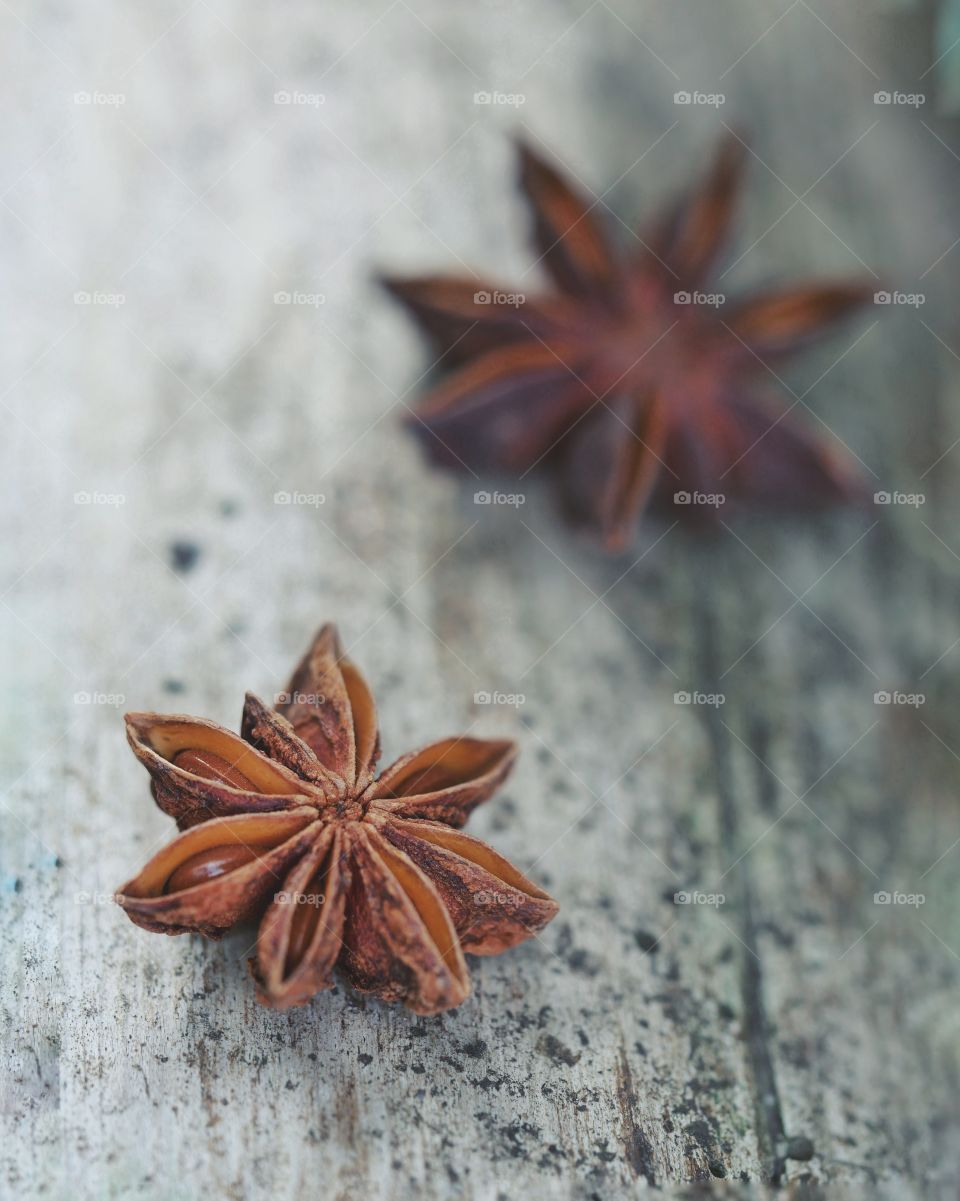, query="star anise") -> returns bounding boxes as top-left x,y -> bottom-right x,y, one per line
384,134 -> 875,550
116,624 -> 558,1013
